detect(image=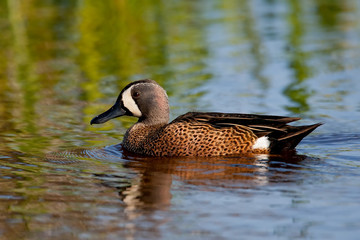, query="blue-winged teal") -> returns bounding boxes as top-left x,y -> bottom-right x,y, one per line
91,79 -> 321,157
